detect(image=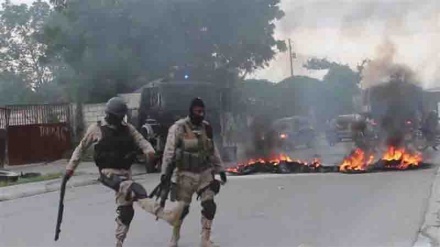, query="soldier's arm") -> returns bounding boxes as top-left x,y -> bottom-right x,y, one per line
161,124 -> 179,176
127,123 -> 155,156
66,124 -> 100,171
